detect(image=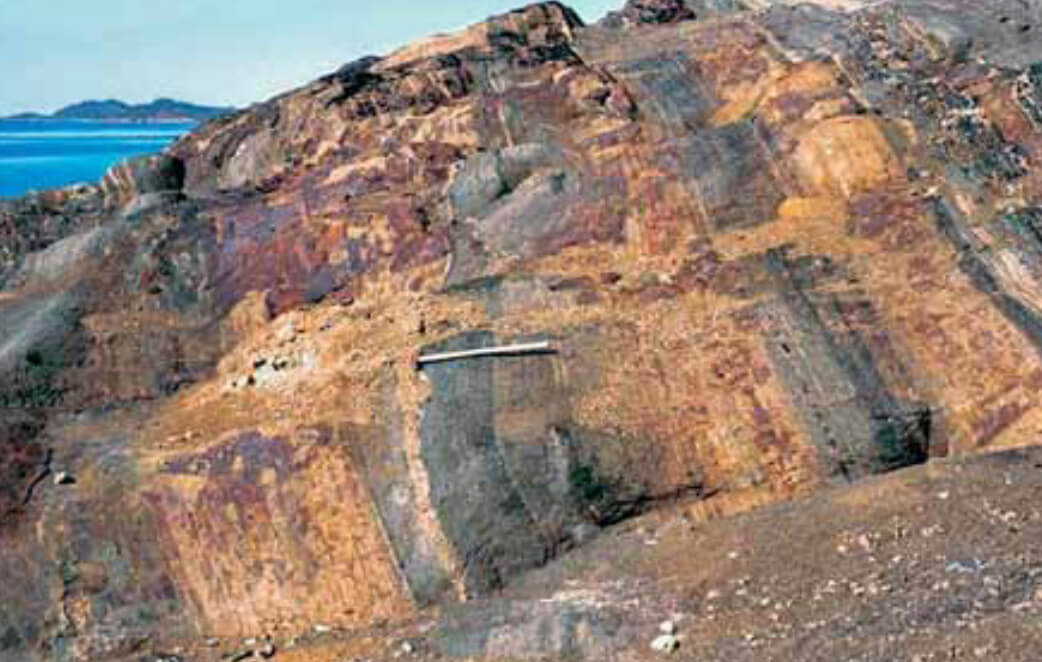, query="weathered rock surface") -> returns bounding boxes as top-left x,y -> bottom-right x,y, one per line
5,0 -> 1042,659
